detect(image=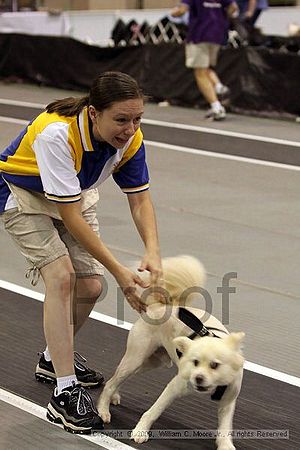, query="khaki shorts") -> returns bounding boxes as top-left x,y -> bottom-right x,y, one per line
185,42 -> 220,69
2,204 -> 104,278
